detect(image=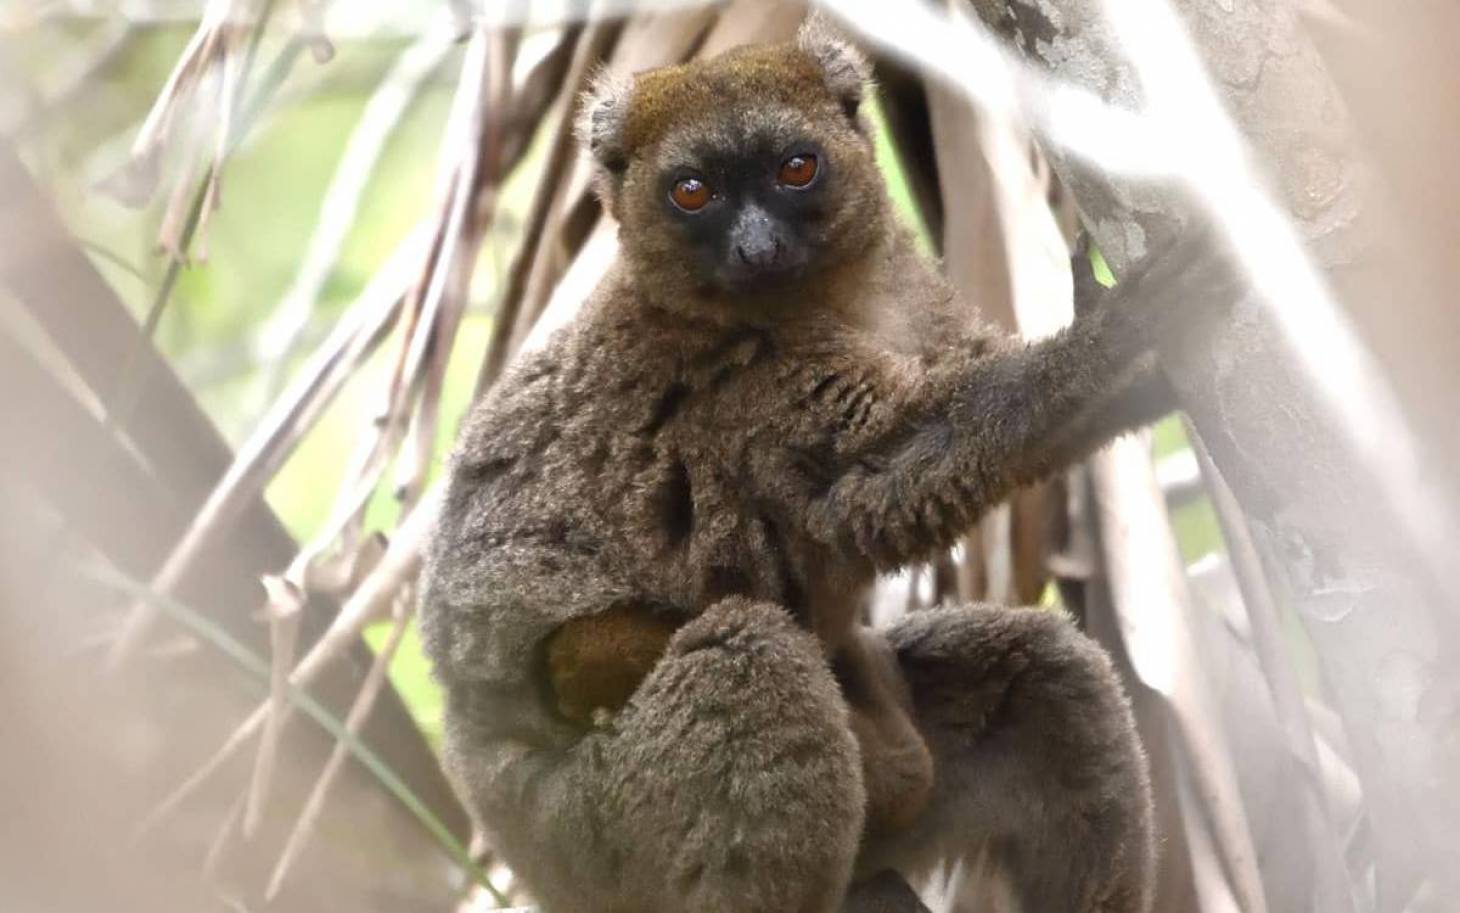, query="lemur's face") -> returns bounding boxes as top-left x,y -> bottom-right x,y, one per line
655,128 -> 832,293
581,40 -> 884,302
